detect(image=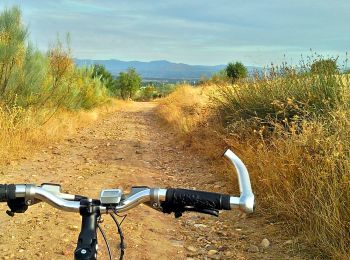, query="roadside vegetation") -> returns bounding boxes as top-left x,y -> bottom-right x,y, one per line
0,7 -> 113,163
0,6 -> 176,164
157,58 -> 350,258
